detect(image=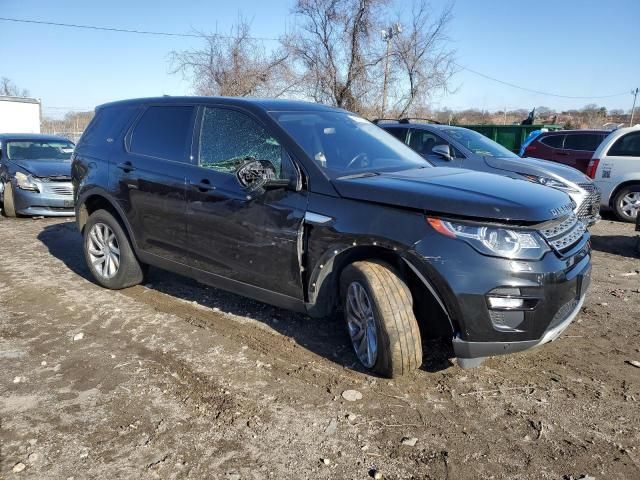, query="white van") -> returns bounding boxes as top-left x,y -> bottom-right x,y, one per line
589,125 -> 640,222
